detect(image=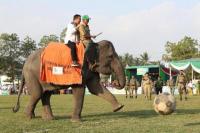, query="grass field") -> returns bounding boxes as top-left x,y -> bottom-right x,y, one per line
0,94 -> 200,133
